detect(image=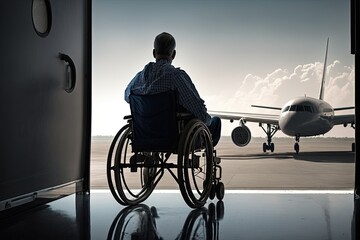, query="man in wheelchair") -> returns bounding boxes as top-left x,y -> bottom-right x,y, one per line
124,32 -> 221,146
107,32 -> 223,208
